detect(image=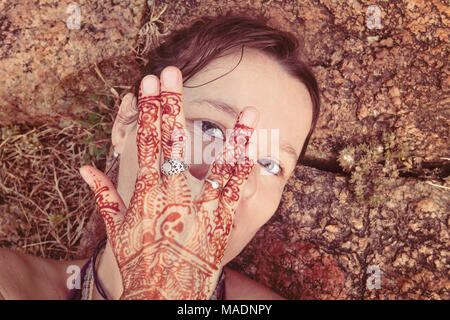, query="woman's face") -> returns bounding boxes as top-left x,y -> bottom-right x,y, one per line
113,48 -> 312,266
